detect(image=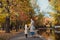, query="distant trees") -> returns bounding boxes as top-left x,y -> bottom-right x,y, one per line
34,13 -> 44,27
